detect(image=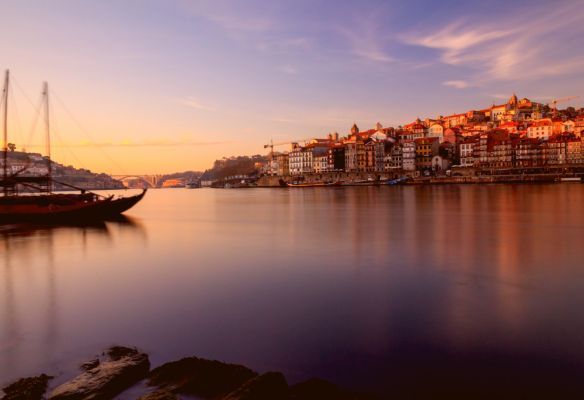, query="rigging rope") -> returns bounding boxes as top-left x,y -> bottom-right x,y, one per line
50,88 -> 129,176
12,76 -> 43,152
7,83 -> 25,150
